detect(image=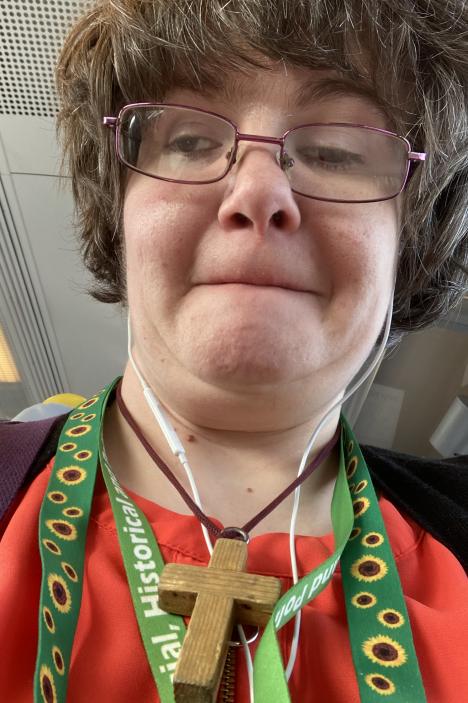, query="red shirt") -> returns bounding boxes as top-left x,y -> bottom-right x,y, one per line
1,458 -> 467,702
